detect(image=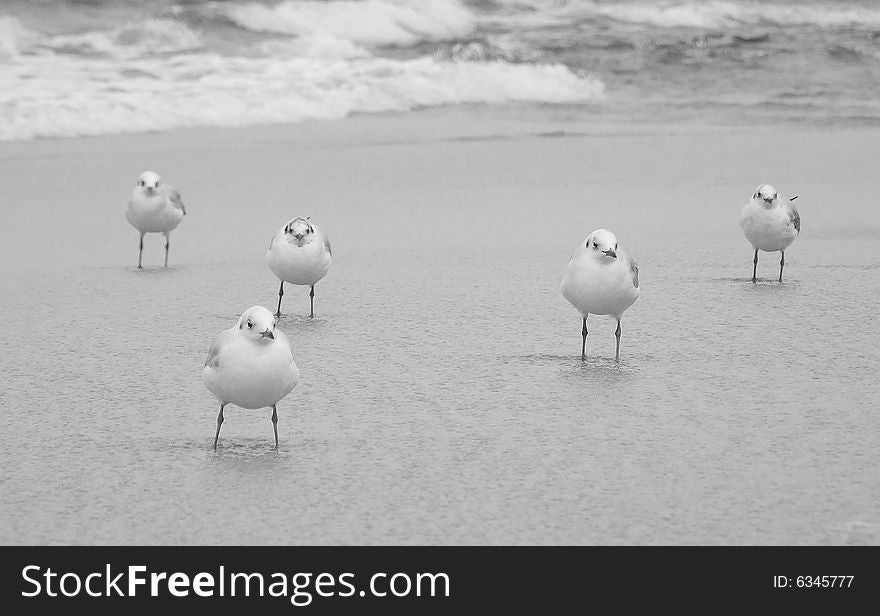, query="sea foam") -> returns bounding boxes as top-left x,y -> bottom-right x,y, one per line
587,0 -> 880,29
0,0 -> 607,142
218,0 -> 476,46
0,53 -> 604,141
